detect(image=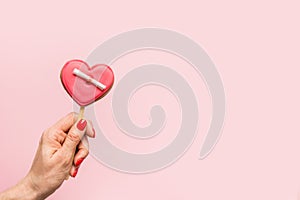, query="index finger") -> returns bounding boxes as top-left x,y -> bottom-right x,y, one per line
54,112 -> 78,132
